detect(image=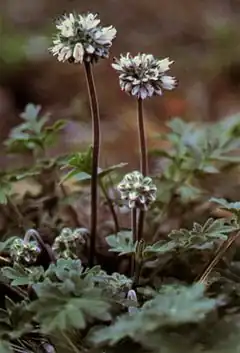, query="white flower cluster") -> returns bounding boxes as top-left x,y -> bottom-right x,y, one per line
118,171 -> 157,210
52,227 -> 87,259
50,13 -> 117,63
112,53 -> 177,99
10,238 -> 41,265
